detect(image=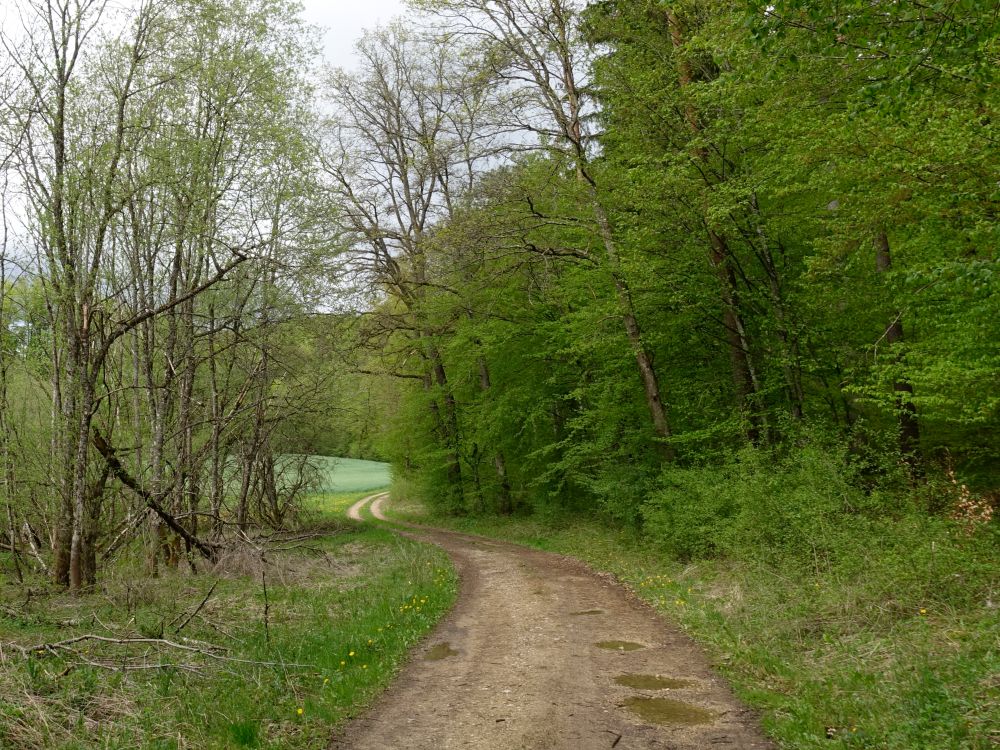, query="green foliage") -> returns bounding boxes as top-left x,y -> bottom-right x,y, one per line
377,0 -> 998,526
